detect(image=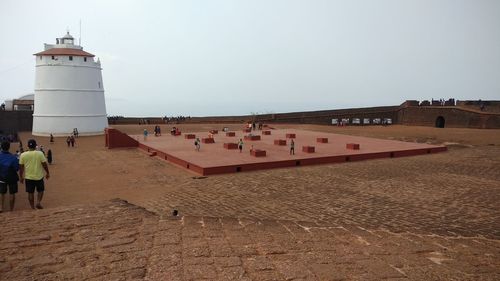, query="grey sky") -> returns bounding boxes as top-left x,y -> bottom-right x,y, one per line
1,0 -> 499,117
